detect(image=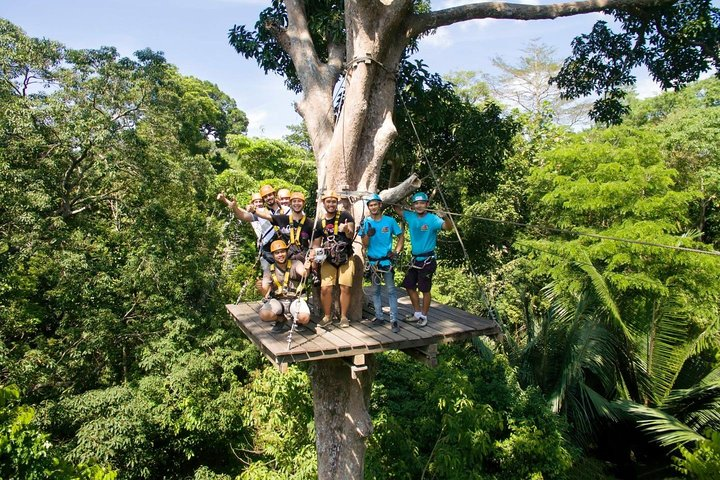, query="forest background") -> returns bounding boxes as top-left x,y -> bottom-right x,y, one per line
2,9 -> 720,480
